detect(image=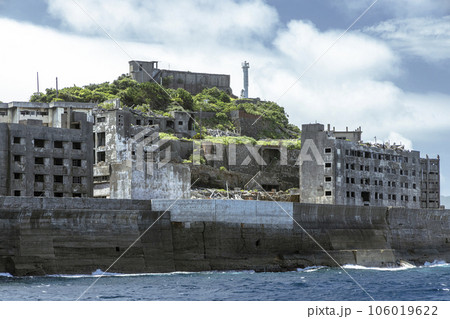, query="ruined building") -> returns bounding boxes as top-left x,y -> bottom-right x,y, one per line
129,60 -> 232,95
299,123 -> 440,209
0,103 -> 94,197
93,107 -> 191,199
0,101 -> 95,126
